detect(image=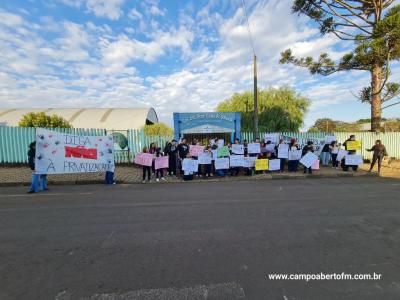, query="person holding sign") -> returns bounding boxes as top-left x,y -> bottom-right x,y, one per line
230,138 -> 242,176
141,147 -> 152,183
367,140 -> 388,173
154,148 -> 166,182
329,141 -> 339,169
202,145 -> 213,177
342,135 -> 359,171
177,138 -> 190,176
288,138 -> 300,172
302,141 -> 315,174
276,139 -> 287,172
